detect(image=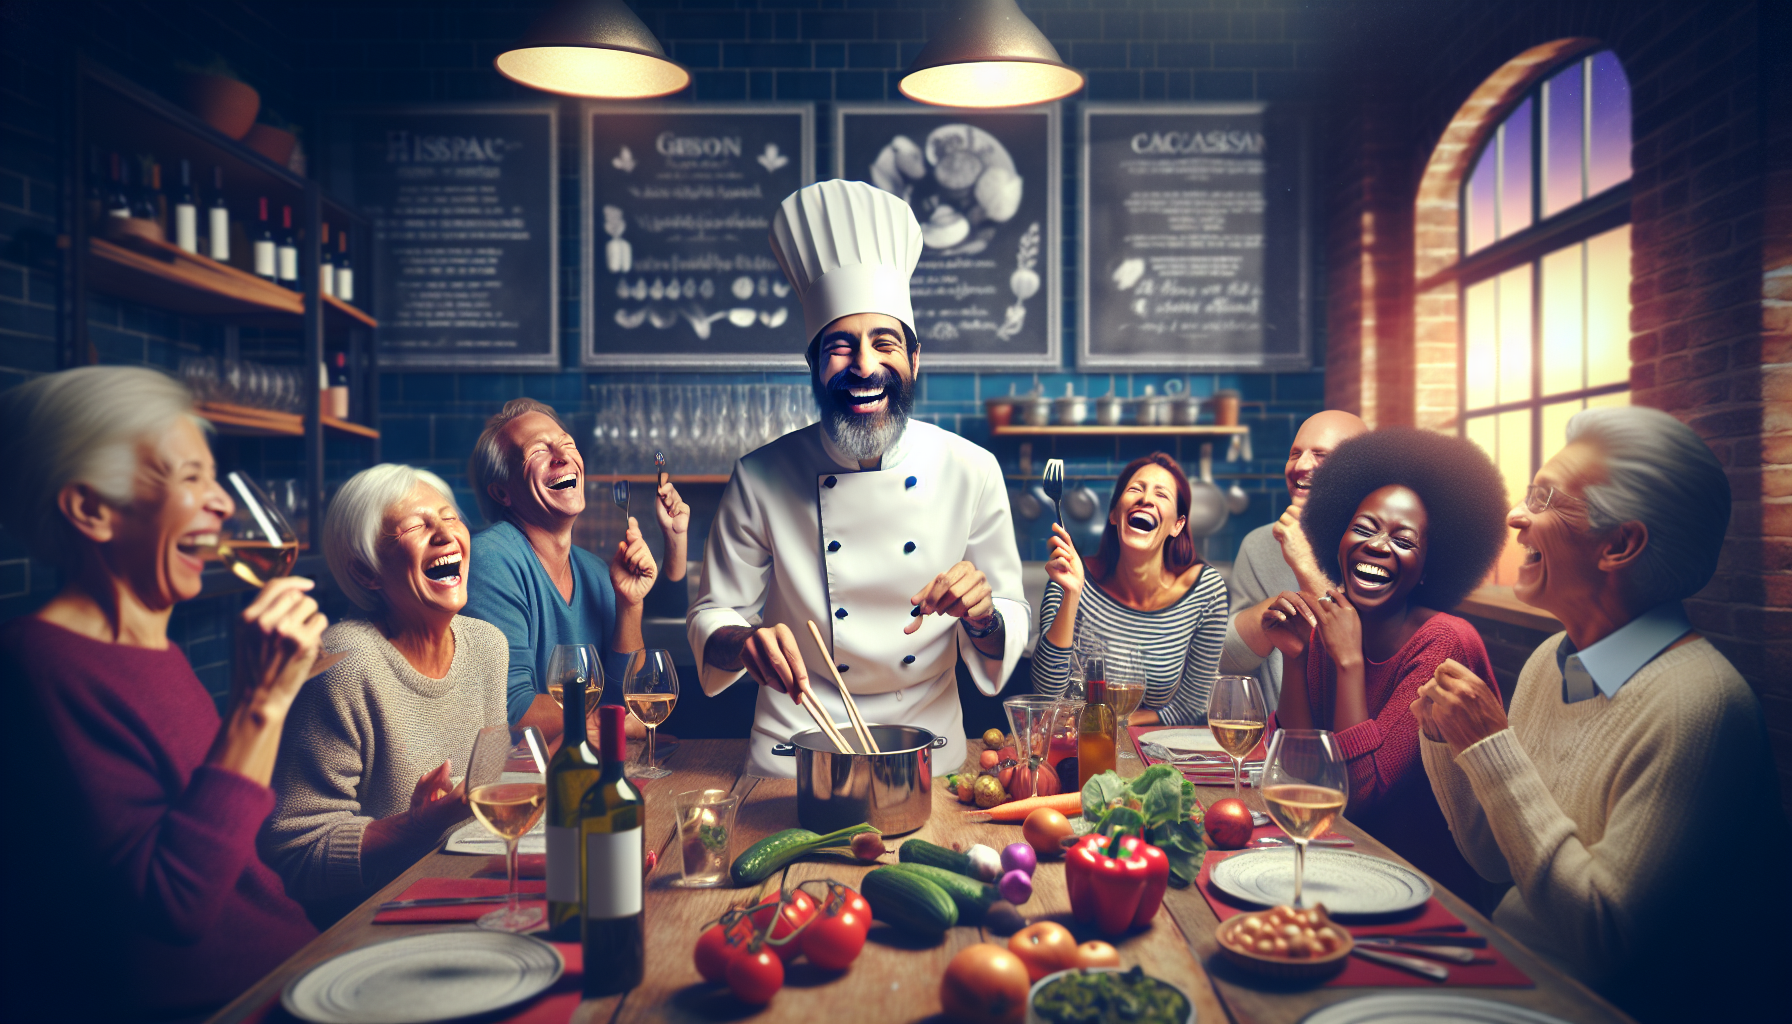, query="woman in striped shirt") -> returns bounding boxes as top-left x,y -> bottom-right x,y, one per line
1031,453 -> 1229,726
